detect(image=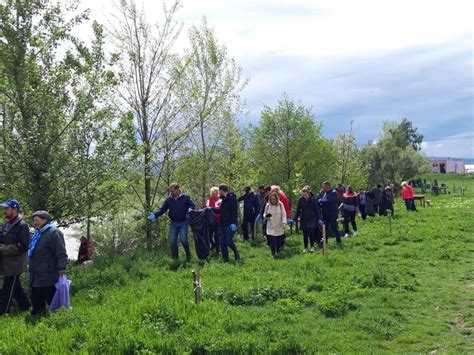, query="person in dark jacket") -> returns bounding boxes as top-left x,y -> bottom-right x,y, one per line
318,181 -> 341,244
213,184 -> 240,262
358,188 -> 367,220
340,186 -> 359,237
257,185 -> 266,211
371,184 -> 383,215
148,183 -> 195,261
294,188 -> 322,252
29,211 -> 68,316
77,236 -> 90,265
257,186 -> 272,242
0,200 -> 31,314
238,187 -> 260,241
